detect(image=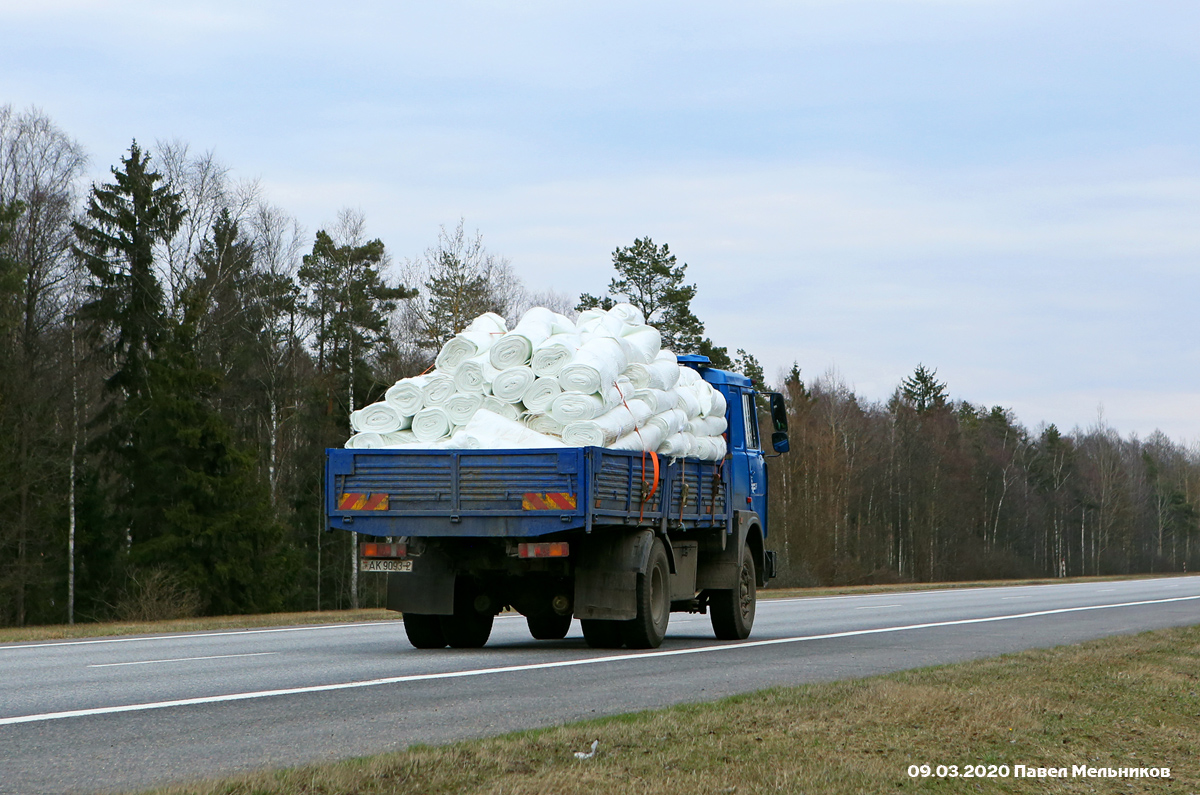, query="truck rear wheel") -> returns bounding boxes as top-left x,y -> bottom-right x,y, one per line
581,619 -> 625,648
623,538 -> 671,649
710,544 -> 756,640
527,613 -> 572,640
403,613 -> 447,649
441,610 -> 493,648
